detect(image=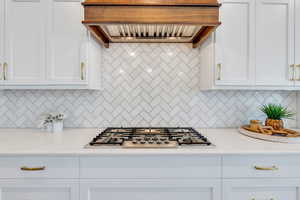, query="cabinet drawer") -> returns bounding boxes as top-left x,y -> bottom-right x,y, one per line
0,156 -> 79,179
223,179 -> 300,200
80,155 -> 221,179
80,179 -> 221,200
223,155 -> 300,178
